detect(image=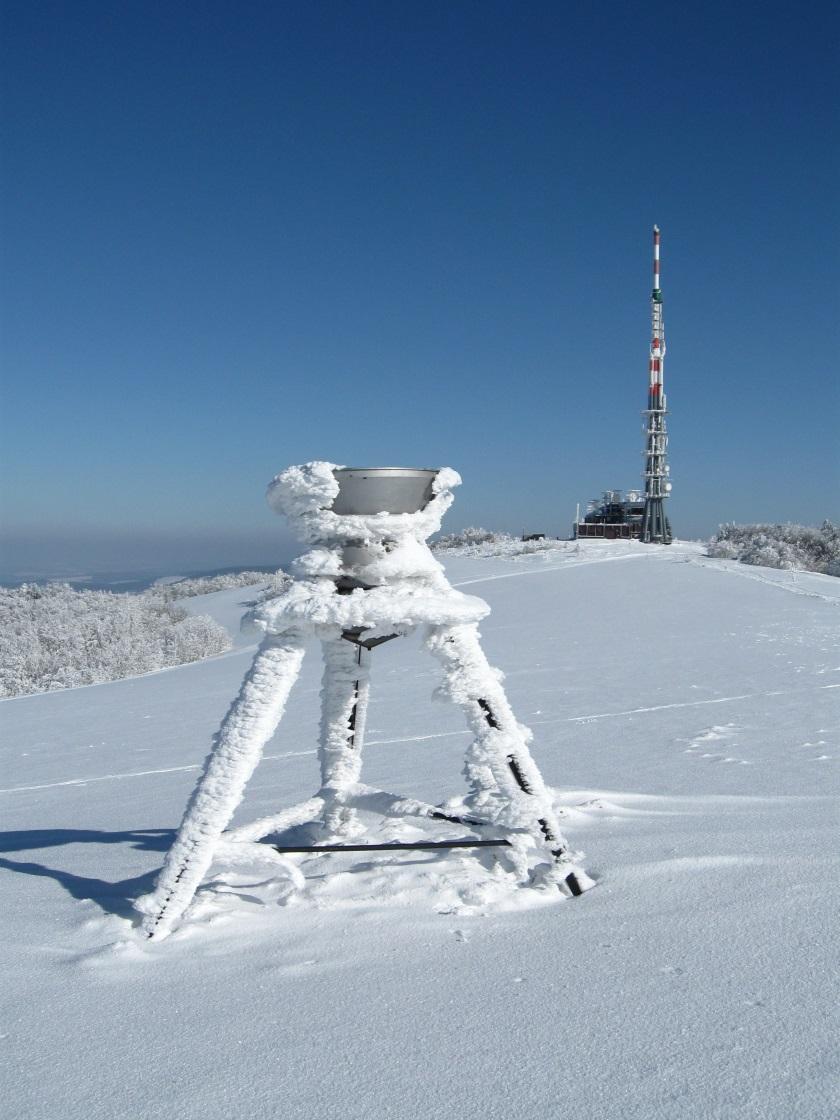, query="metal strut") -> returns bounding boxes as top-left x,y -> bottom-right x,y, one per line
274,838 -> 511,853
